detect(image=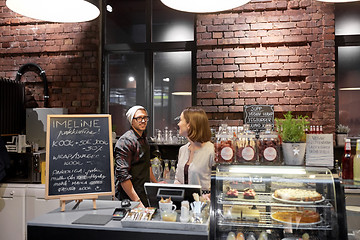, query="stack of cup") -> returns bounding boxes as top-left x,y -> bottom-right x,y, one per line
180,200 -> 190,223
